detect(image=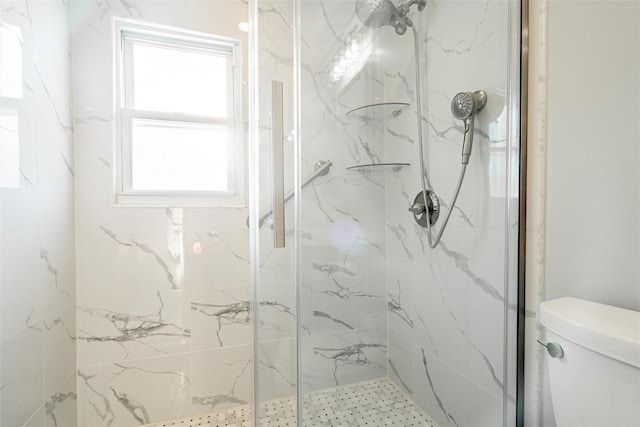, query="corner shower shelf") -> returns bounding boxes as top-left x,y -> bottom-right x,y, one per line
346,163 -> 410,172
345,102 -> 409,121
